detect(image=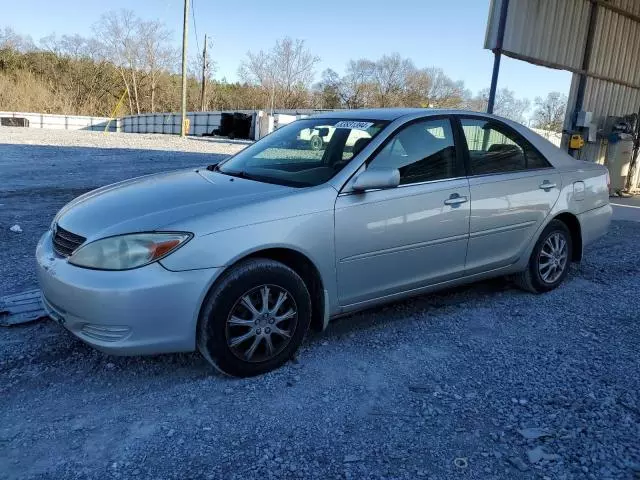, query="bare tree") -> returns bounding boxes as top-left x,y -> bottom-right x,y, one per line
373,53 -> 414,107
315,57 -> 469,109
315,64 -> 372,109
272,38 -> 319,108
239,37 -> 320,109
474,87 -> 531,123
532,92 -> 568,132
339,59 -> 376,108
41,33 -> 84,57
95,10 -> 144,114
402,68 -> 434,107
423,68 -> 466,108
190,37 -> 217,110
38,33 -> 121,114
138,20 -> 177,112
0,27 -> 35,52
315,69 -> 342,109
